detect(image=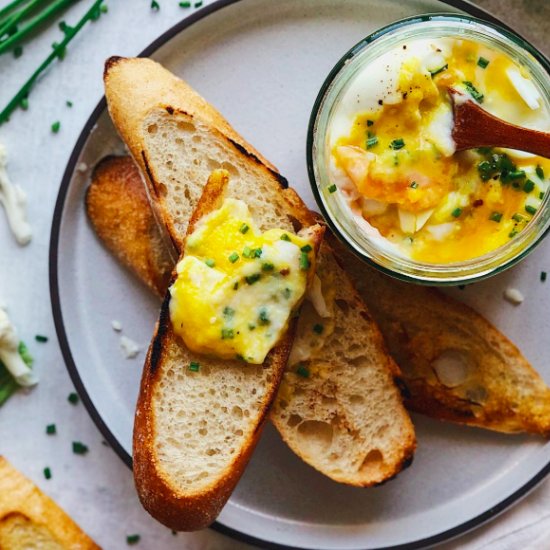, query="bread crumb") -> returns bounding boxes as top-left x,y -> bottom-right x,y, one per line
111,320 -> 122,332
76,162 -> 88,173
120,335 -> 140,359
503,287 -> 524,305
